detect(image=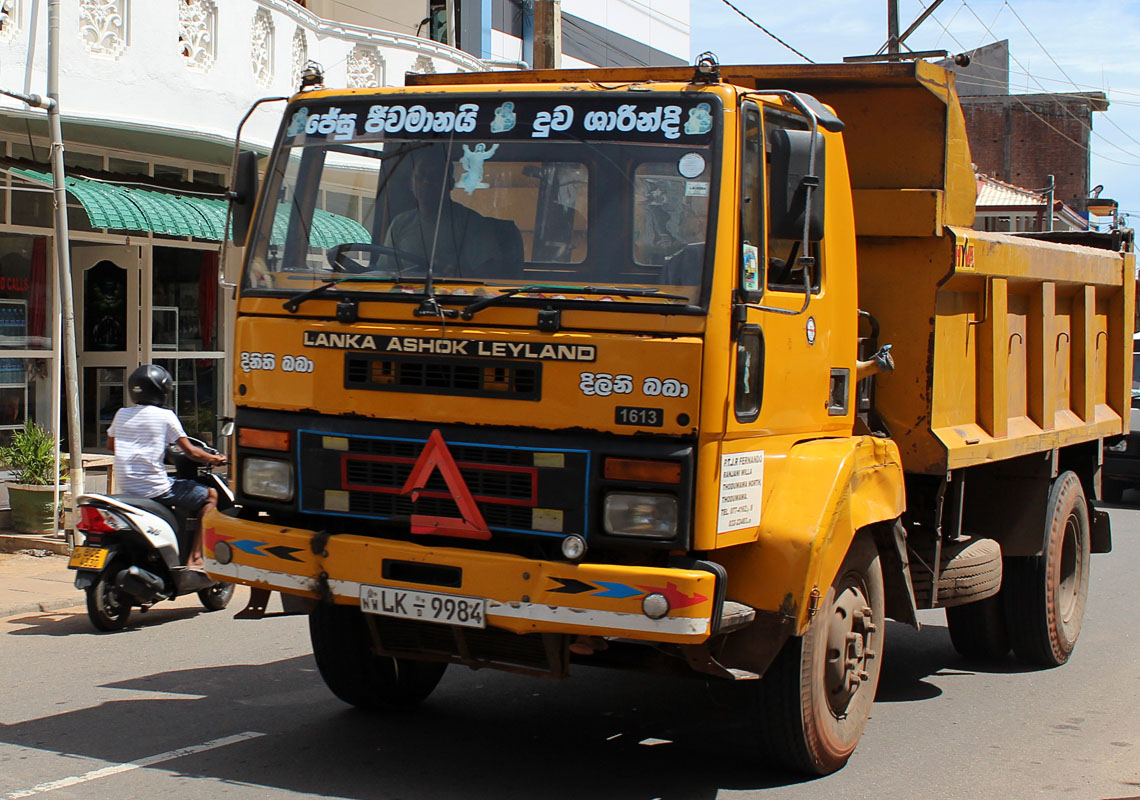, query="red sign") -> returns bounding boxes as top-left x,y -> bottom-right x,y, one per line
399,430 -> 491,540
